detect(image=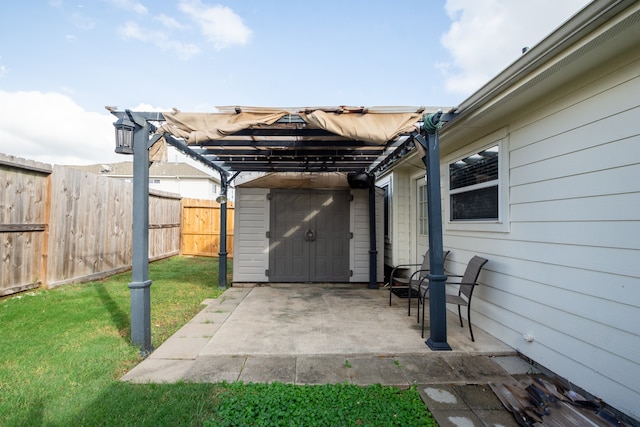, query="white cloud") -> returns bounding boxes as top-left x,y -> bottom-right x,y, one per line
0,64 -> 6,78
178,0 -> 251,50
0,90 -> 121,165
440,0 -> 591,96
106,0 -> 148,15
118,21 -> 201,60
71,12 -> 96,30
114,1 -> 250,60
154,14 -> 185,30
